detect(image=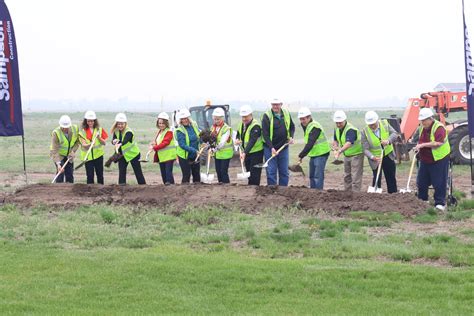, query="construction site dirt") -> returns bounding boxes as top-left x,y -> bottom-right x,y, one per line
2,183 -> 430,217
